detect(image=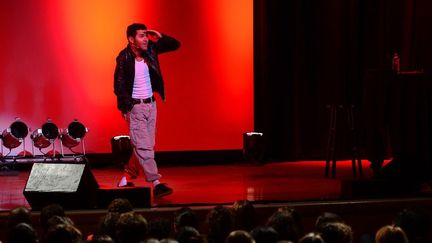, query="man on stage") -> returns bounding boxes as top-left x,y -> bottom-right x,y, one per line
114,23 -> 180,198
